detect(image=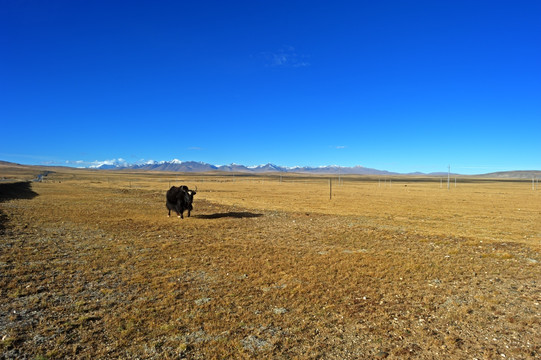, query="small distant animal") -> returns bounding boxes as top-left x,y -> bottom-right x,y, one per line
166,185 -> 197,219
